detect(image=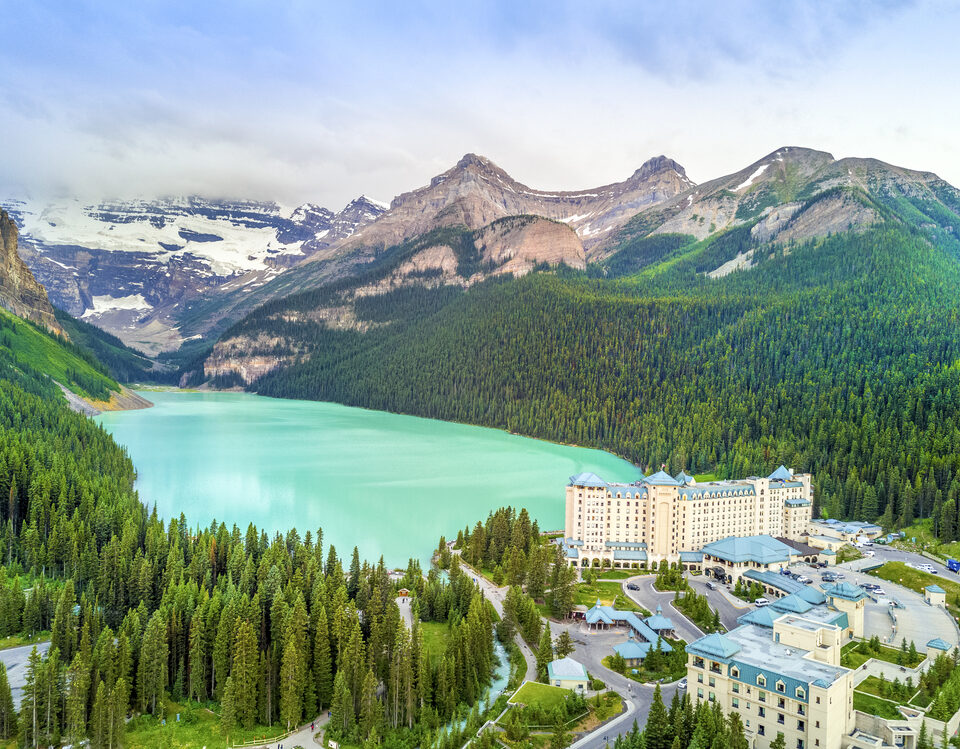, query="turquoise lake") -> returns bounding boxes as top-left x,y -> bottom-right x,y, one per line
96,390 -> 640,566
